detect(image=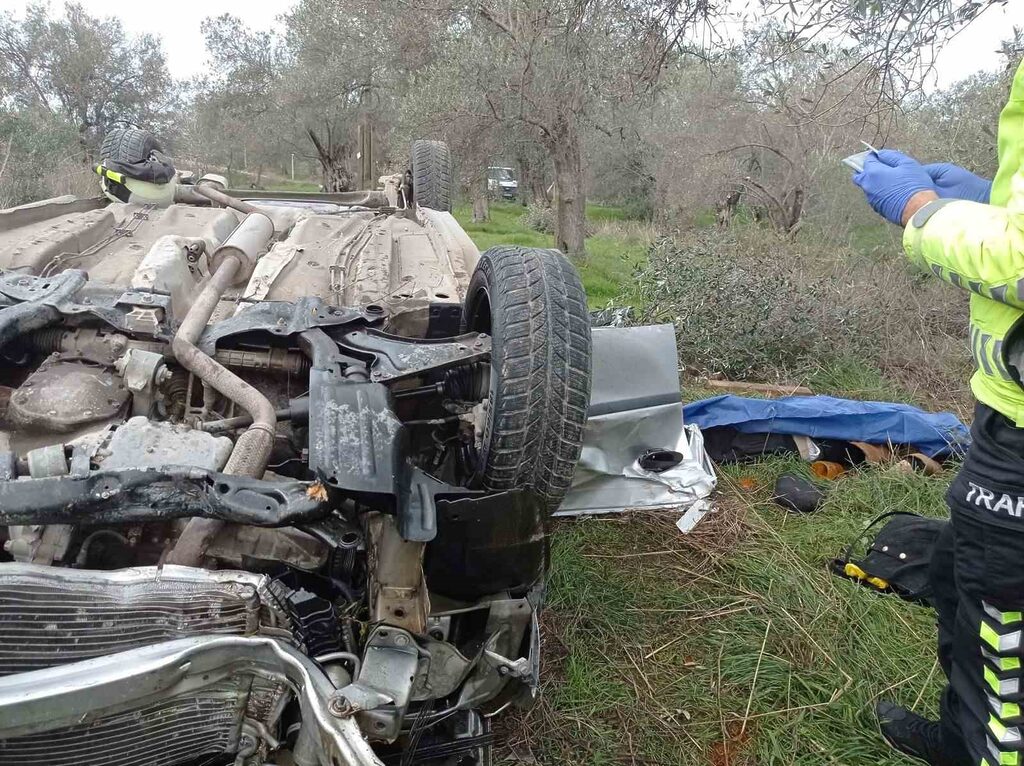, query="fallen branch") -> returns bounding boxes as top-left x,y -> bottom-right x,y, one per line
705,379 -> 813,397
